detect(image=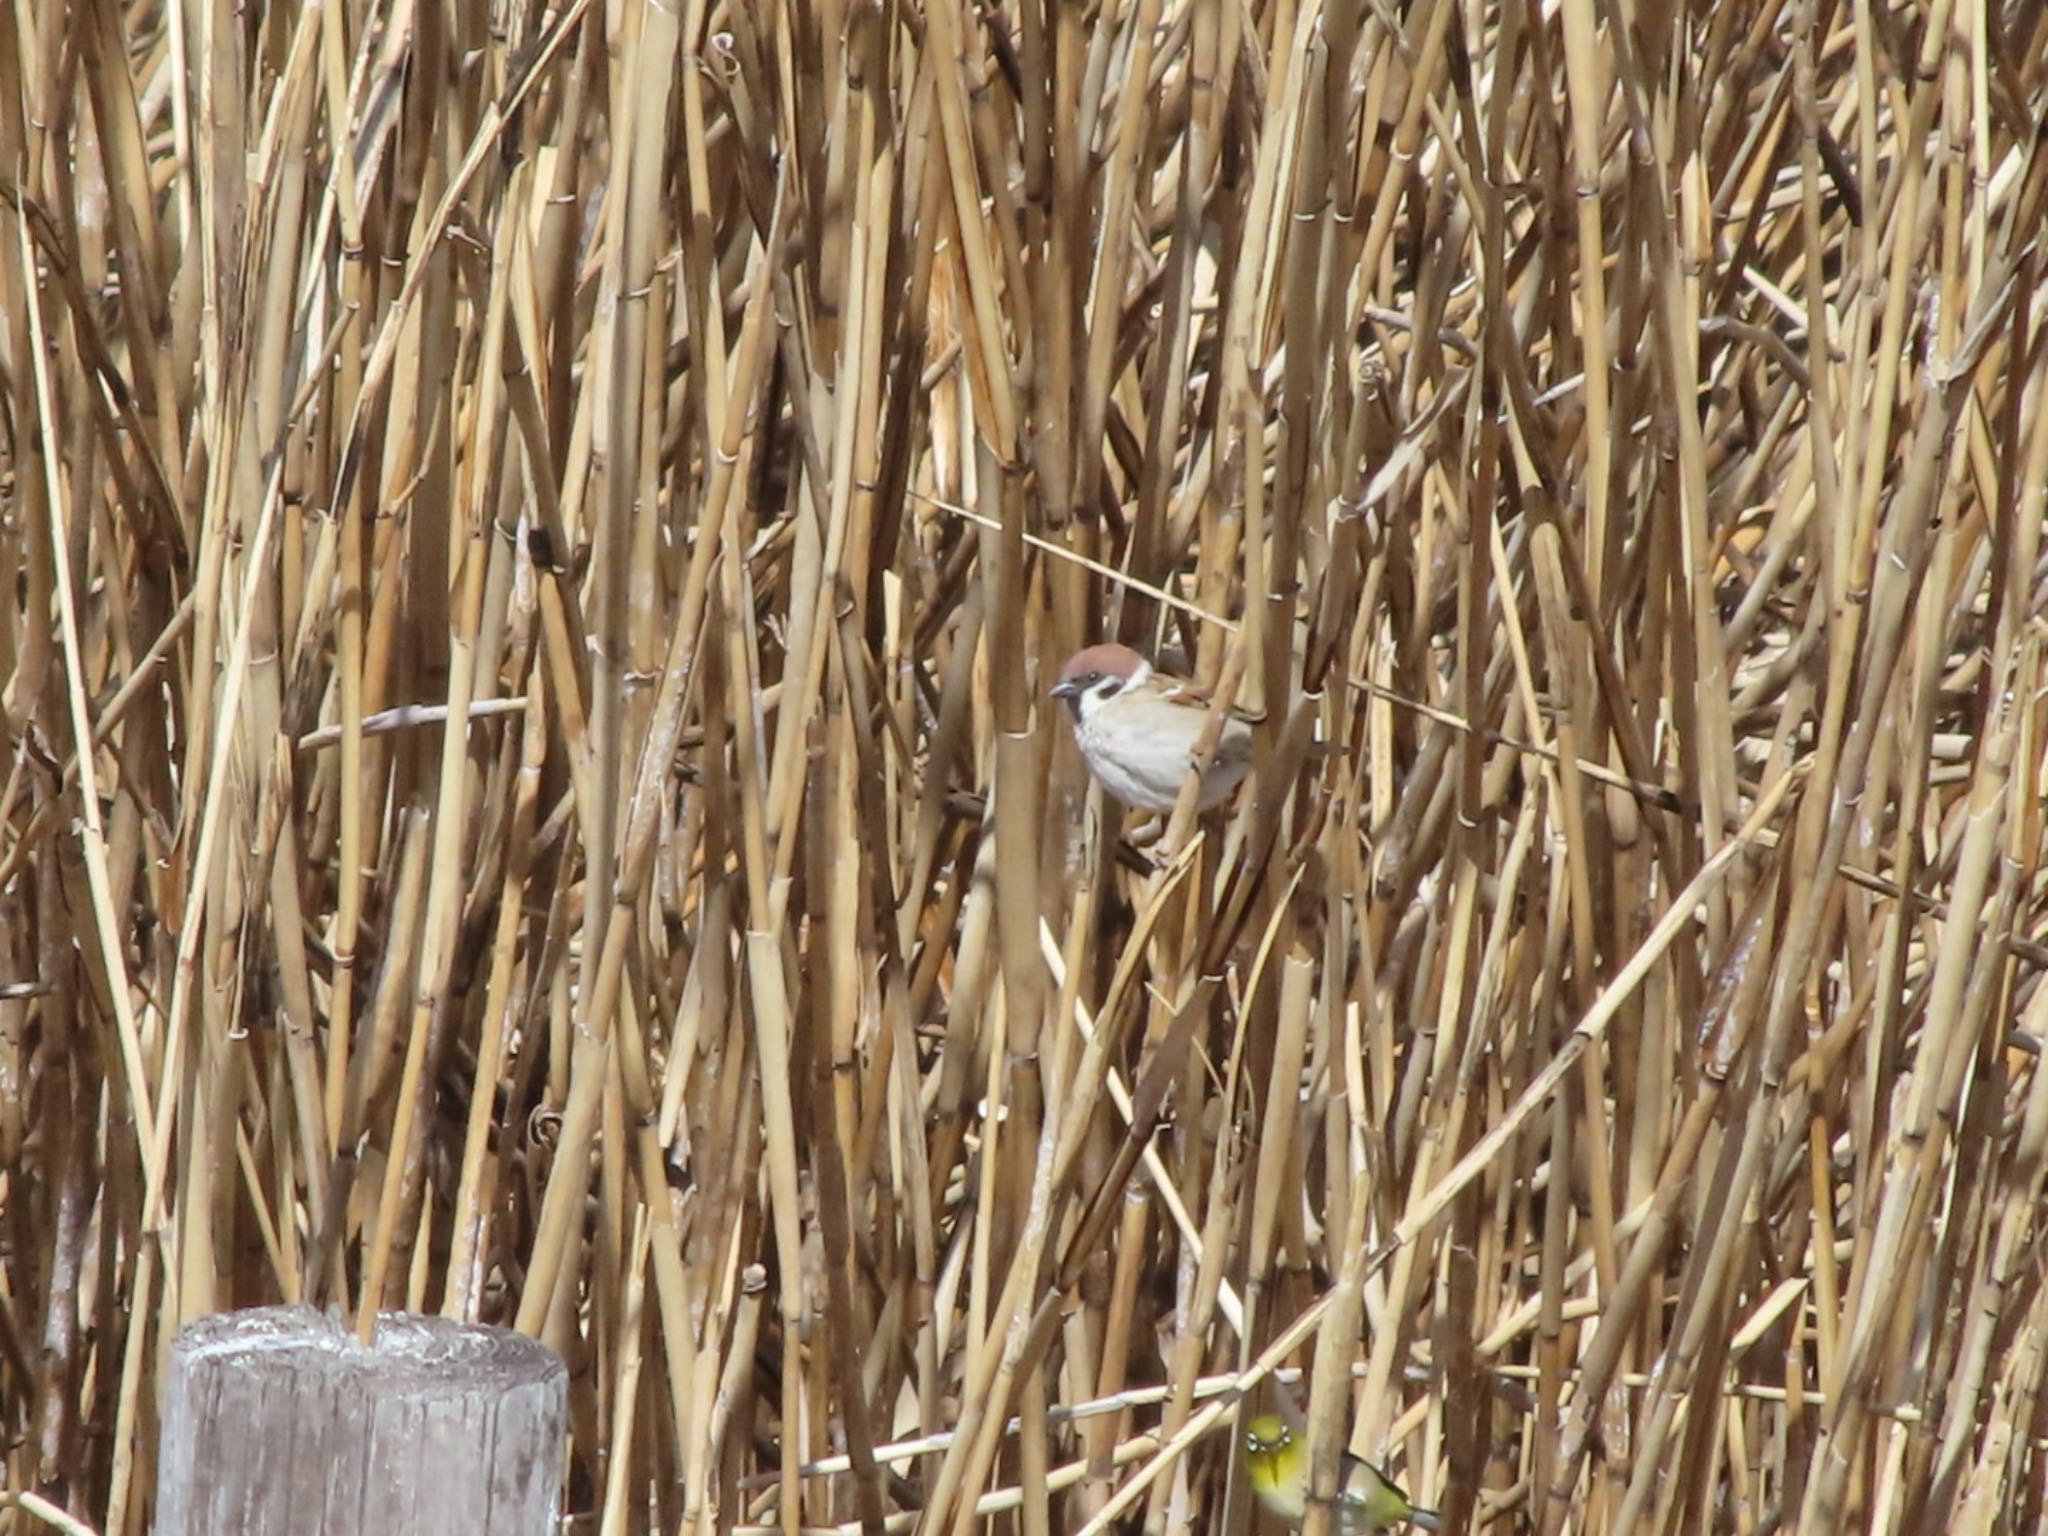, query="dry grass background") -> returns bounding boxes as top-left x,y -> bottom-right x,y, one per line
2,0 -> 2048,1534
